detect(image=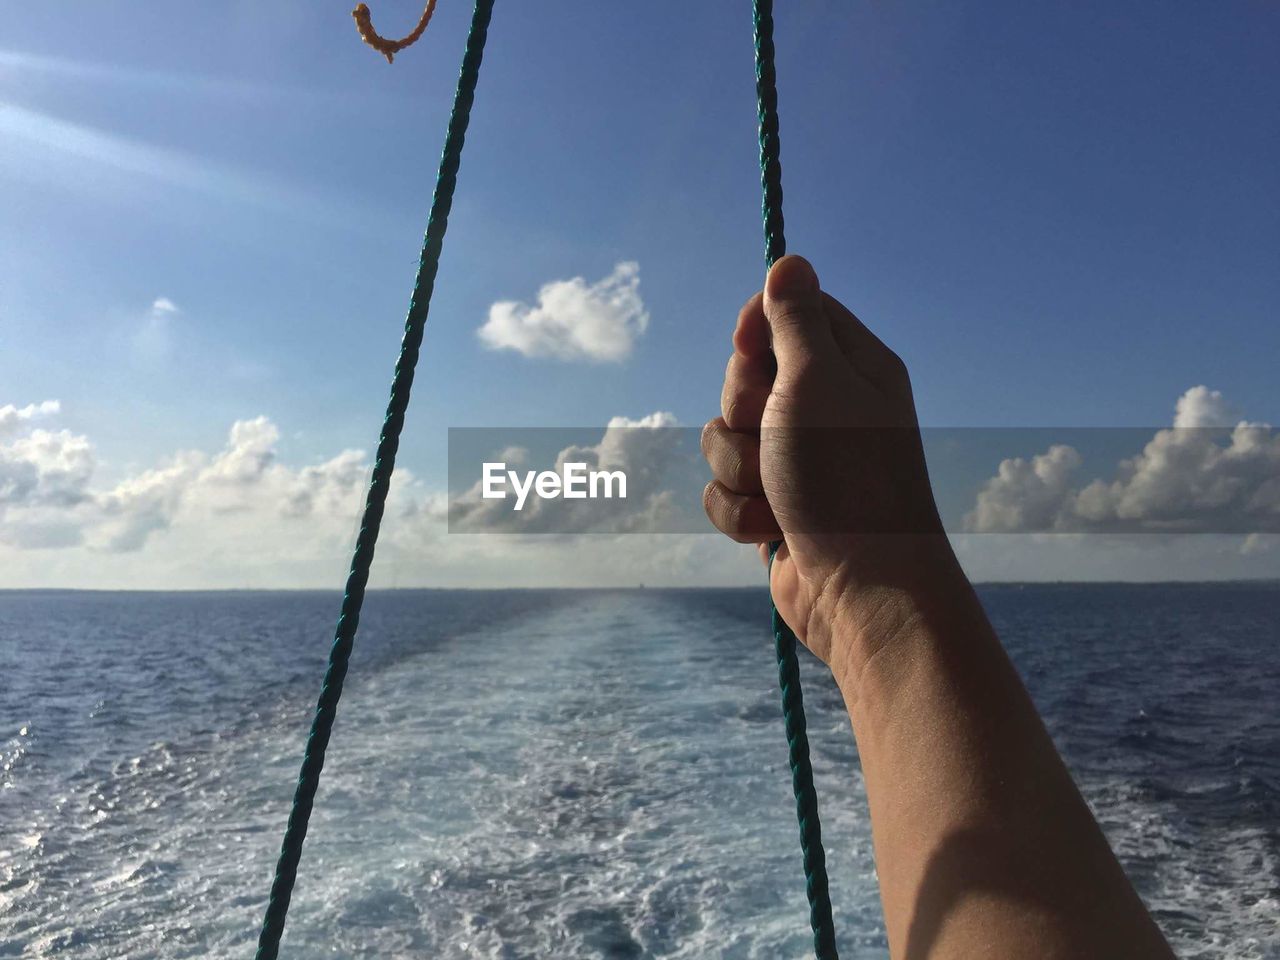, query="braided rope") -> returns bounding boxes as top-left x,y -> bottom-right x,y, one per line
755,1 -> 839,956
252,2 -> 495,956
352,0 -> 440,64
